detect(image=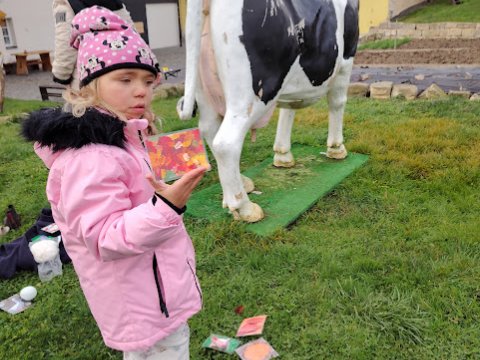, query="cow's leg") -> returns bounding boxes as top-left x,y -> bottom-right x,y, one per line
196,89 -> 255,194
196,90 -> 222,149
273,108 -> 296,168
326,59 -> 353,159
211,111 -> 264,223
